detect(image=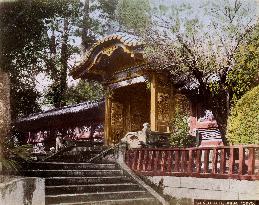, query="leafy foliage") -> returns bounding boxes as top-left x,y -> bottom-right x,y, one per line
227,85 -> 259,145
142,0 -> 257,138
227,24 -> 259,104
64,80 -> 104,105
0,0 -> 56,119
81,0 -> 119,49
44,0 -> 118,108
0,0 -> 84,118
43,0 -> 84,108
170,112 -> 195,148
0,0 -> 114,118
116,0 -> 151,34
0,137 -> 32,171
170,96 -> 195,147
10,83 -> 41,118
